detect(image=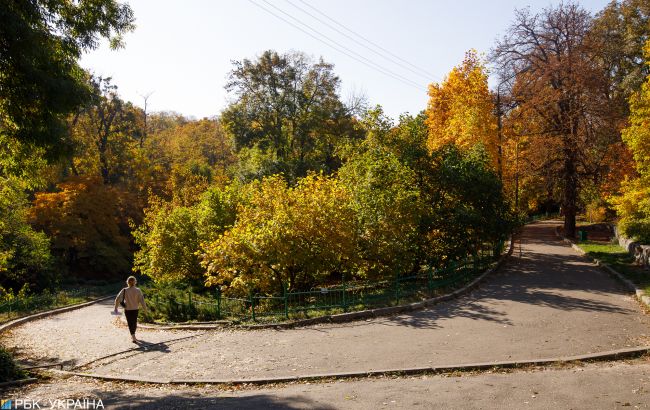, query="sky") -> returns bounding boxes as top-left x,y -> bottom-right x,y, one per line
80,0 -> 613,121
